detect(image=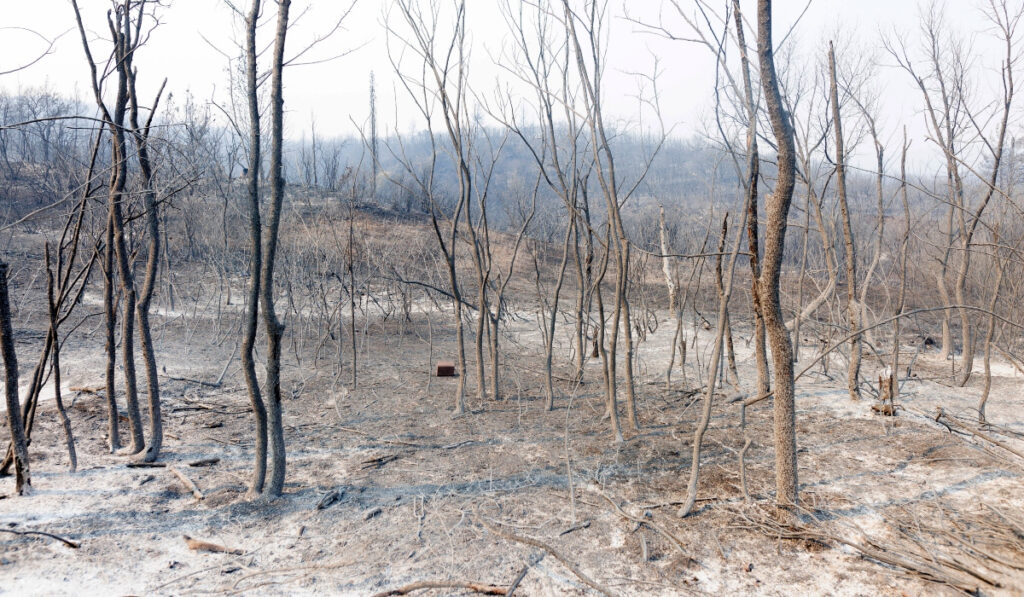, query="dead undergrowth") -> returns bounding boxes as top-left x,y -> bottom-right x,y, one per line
0,283 -> 1022,595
